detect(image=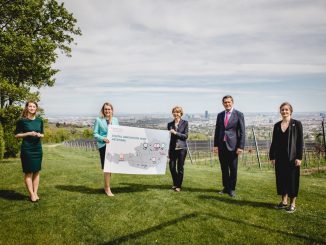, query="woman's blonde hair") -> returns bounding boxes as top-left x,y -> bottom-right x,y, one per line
280,102 -> 293,114
172,106 -> 184,116
100,102 -> 114,117
22,101 -> 39,118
